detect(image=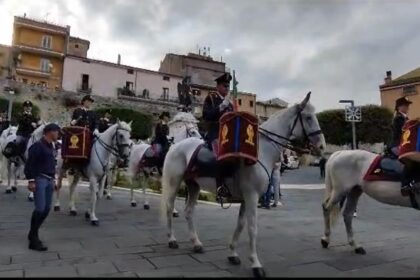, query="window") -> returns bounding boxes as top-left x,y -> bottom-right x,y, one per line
40,58 -> 50,72
127,69 -> 134,74
403,85 -> 416,95
81,74 -> 89,90
75,44 -> 79,49
163,76 -> 170,81
126,81 -> 134,90
193,89 -> 201,96
162,87 -> 169,100
41,36 -> 52,49
249,100 -> 254,107
238,99 -> 242,106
